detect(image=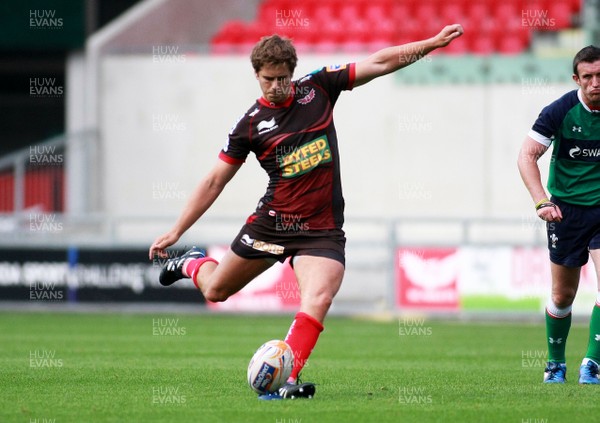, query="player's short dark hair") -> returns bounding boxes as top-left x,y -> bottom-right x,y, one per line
250,34 -> 297,74
573,45 -> 600,75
